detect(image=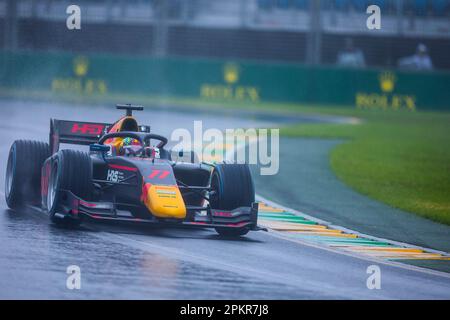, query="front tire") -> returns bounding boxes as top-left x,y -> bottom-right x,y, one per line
47,149 -> 93,225
210,164 -> 255,237
5,140 -> 50,209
